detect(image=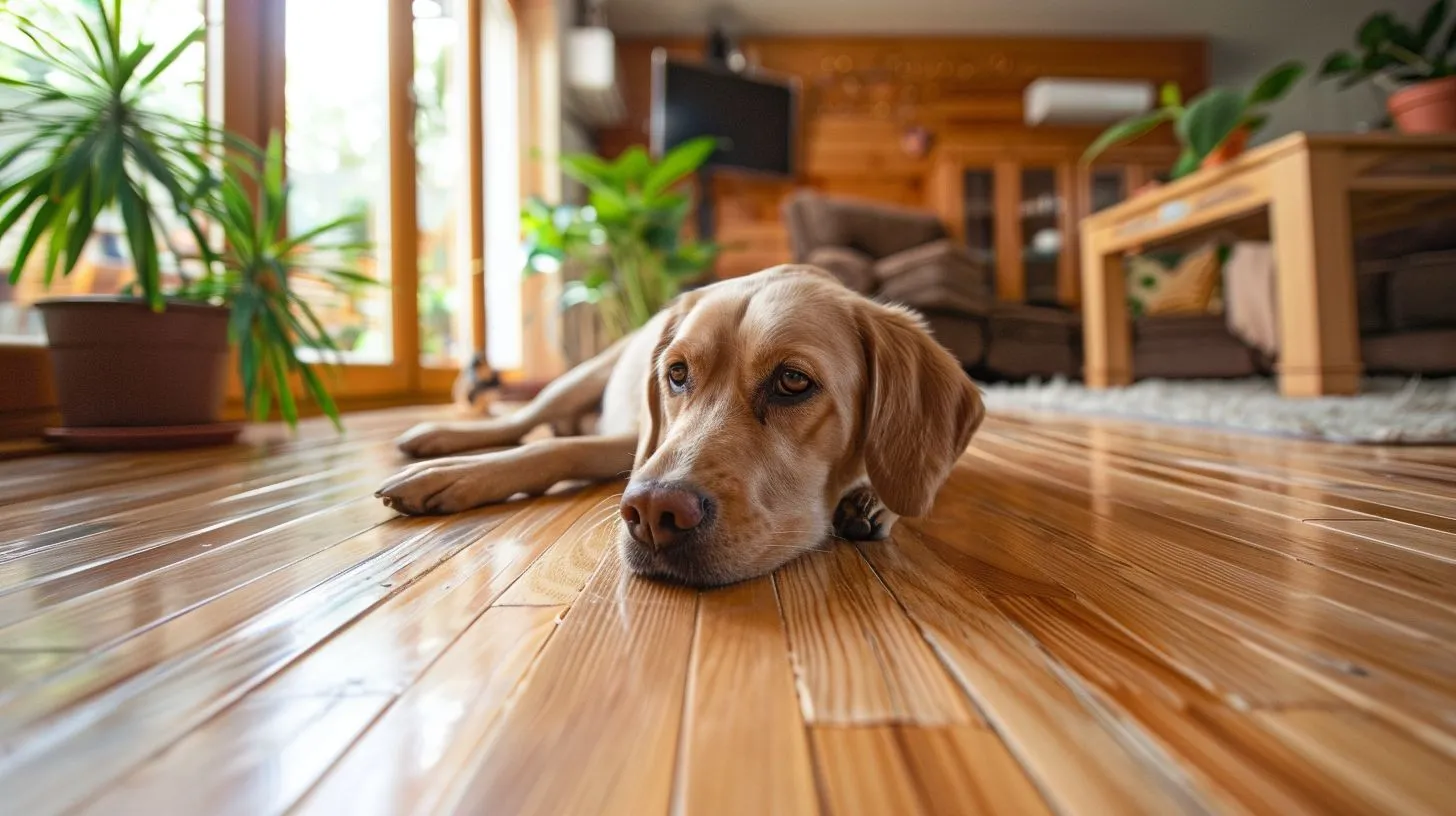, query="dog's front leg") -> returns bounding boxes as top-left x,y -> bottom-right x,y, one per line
377,434 -> 636,514
397,339 -> 625,458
